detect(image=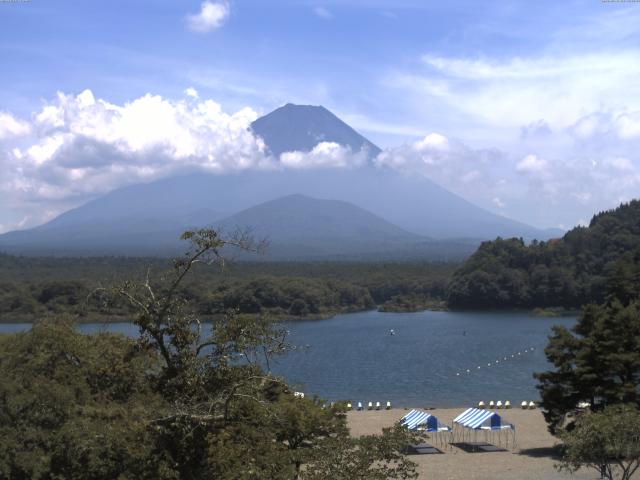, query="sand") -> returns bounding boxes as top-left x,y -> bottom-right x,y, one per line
347,407 -> 605,480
